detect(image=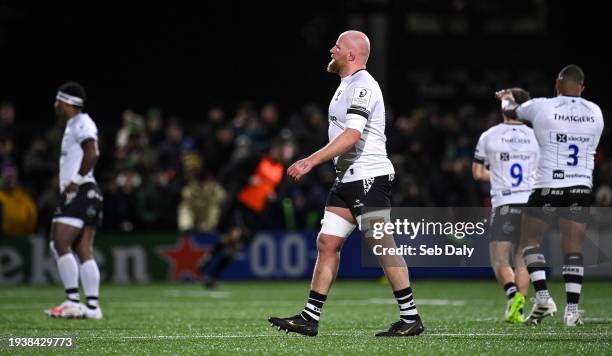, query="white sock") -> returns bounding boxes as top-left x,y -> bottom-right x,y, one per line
57,254 -> 80,302
566,303 -> 578,313
80,259 -> 100,308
